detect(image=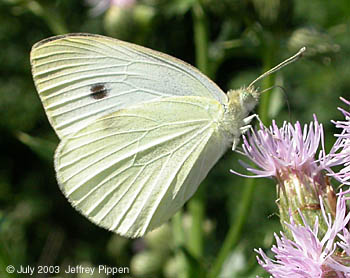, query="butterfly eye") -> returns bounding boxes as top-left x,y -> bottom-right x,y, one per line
90,84 -> 109,100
